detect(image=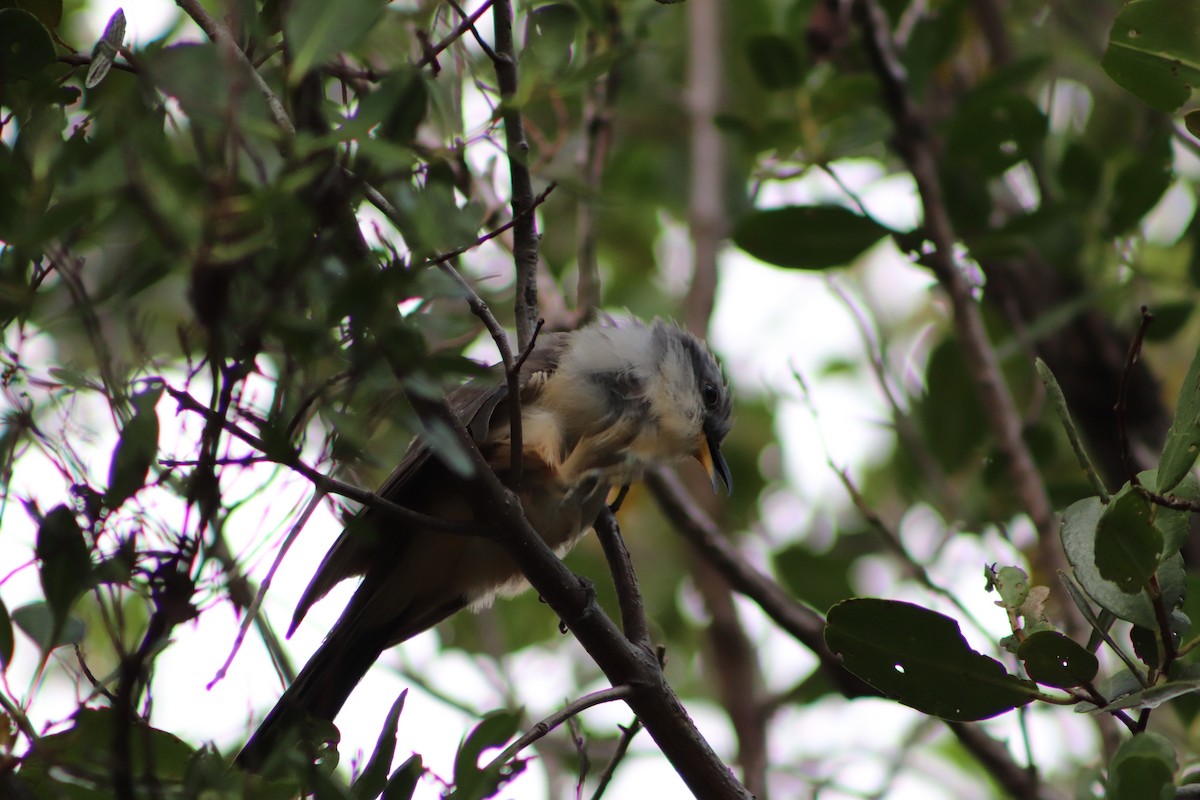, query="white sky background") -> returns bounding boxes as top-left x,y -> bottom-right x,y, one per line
5,2 -> 1200,799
